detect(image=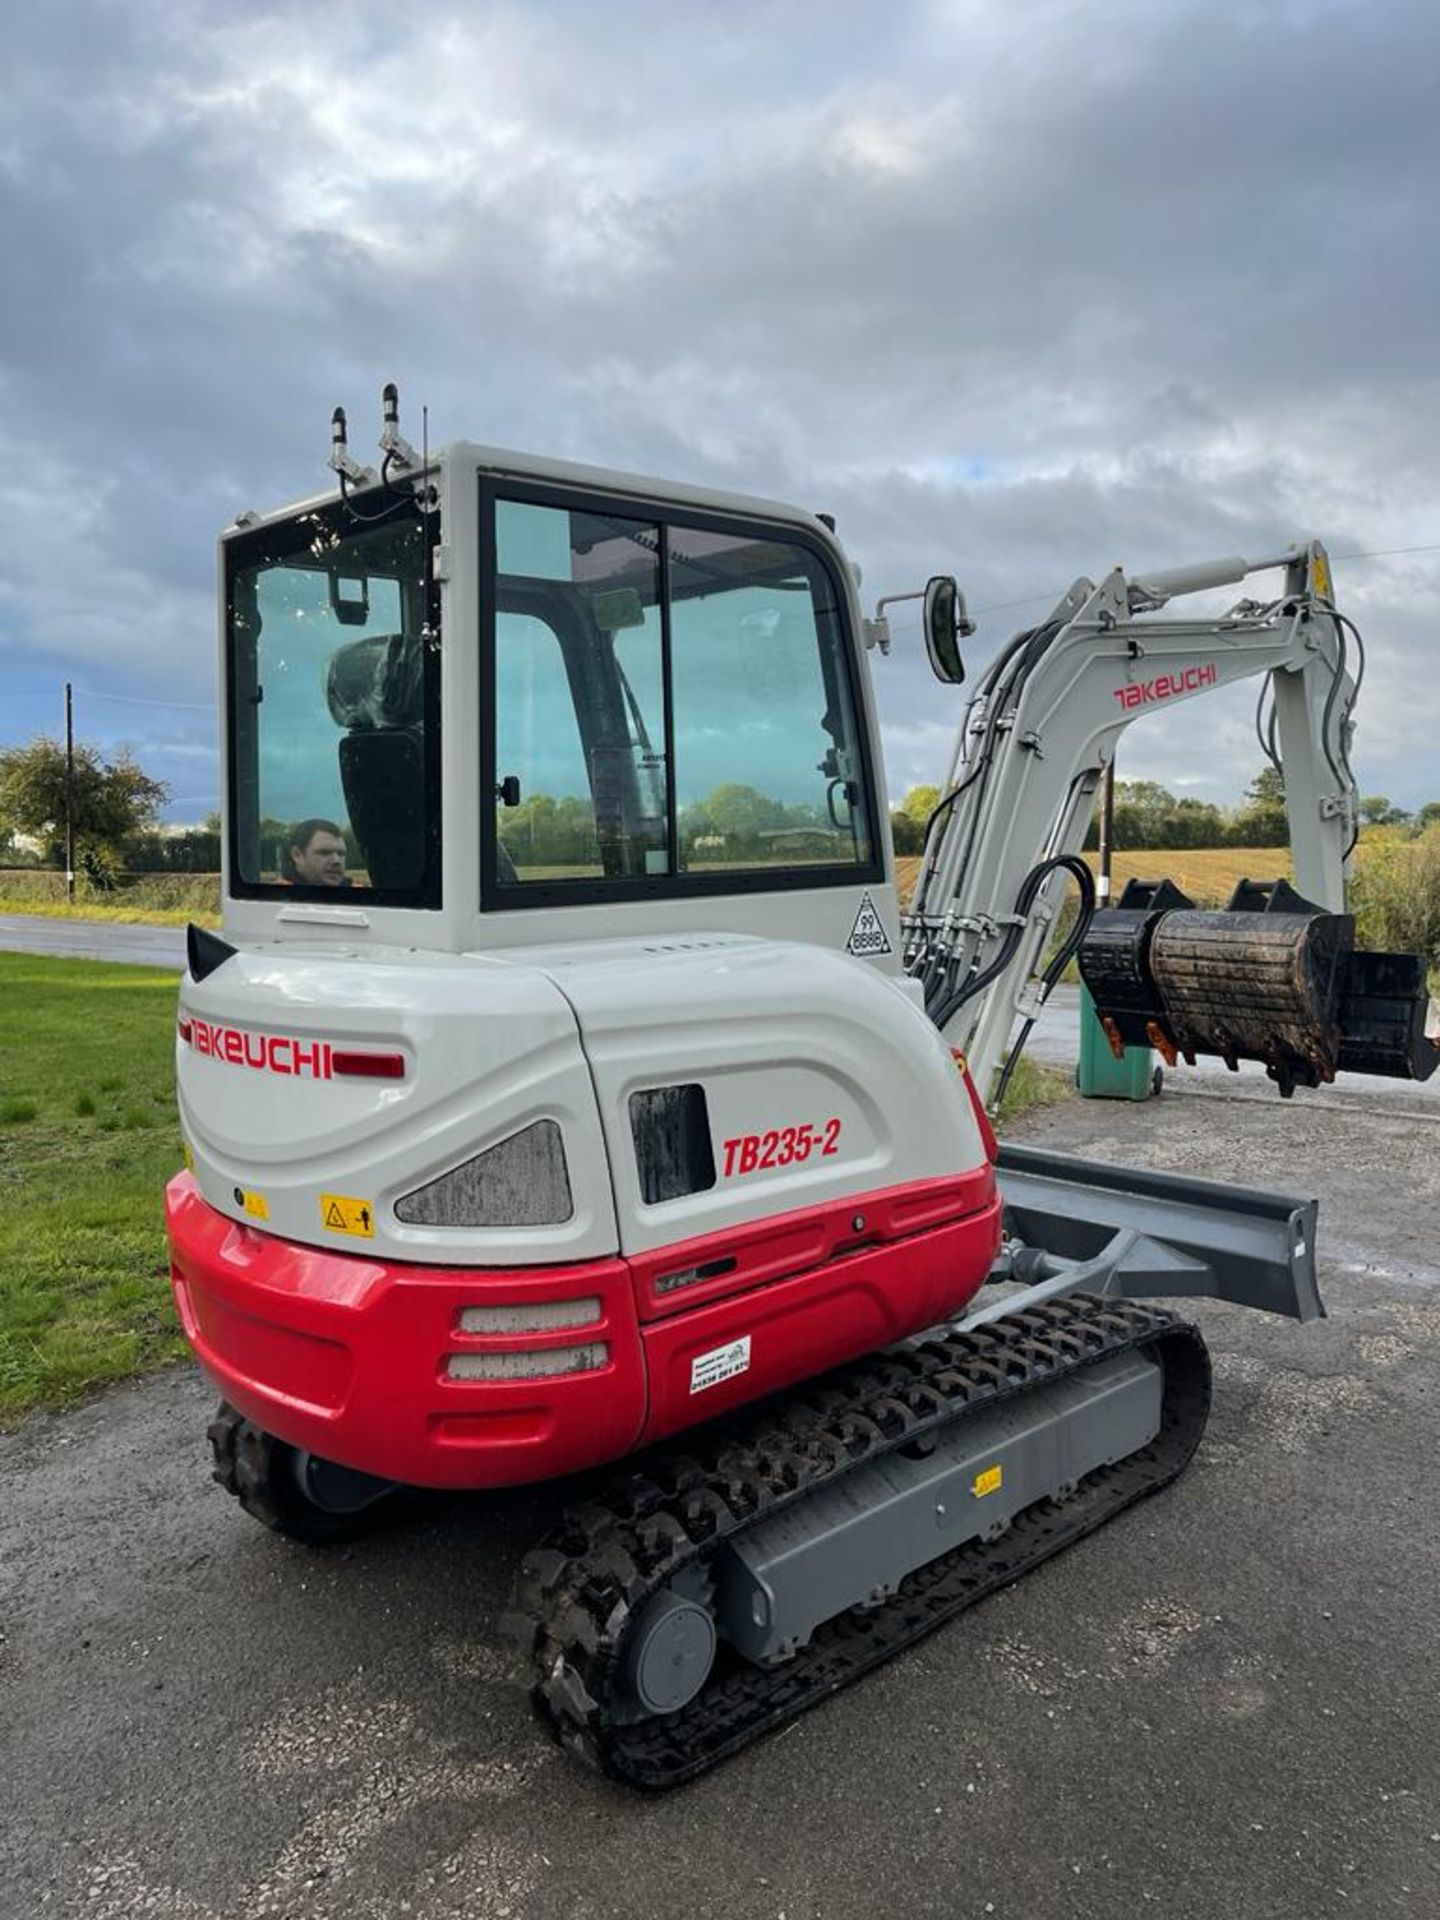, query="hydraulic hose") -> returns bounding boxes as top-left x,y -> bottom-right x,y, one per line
927,851 -> 1095,1037
988,858 -> 1097,1113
